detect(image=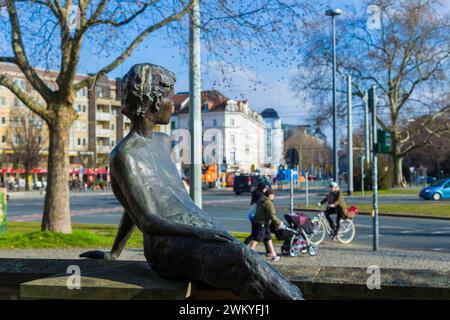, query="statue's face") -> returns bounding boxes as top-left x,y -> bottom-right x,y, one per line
153,88 -> 174,125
